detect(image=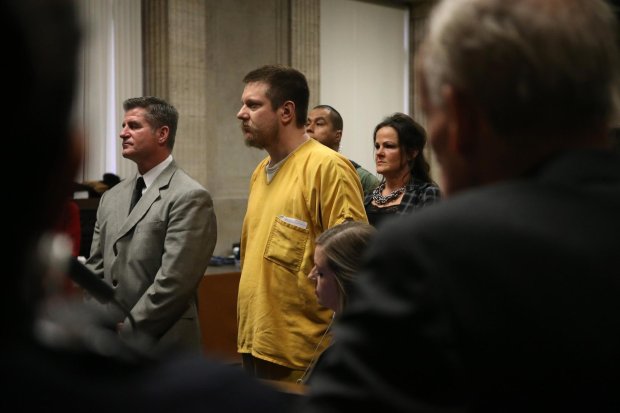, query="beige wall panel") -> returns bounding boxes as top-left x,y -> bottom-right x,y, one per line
204,0 -> 290,256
